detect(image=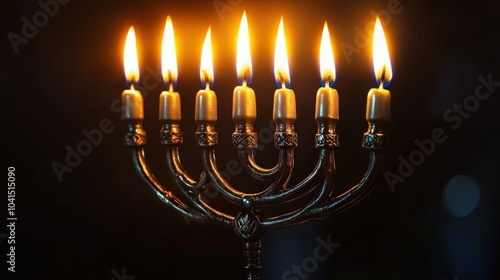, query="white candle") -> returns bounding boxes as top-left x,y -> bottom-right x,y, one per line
195,26 -> 217,122
315,22 -> 339,120
233,11 -> 256,123
159,16 -> 181,121
160,90 -> 181,121
273,16 -> 296,122
366,85 -> 390,121
366,17 -> 393,121
122,26 -> 143,120
122,86 -> 144,120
